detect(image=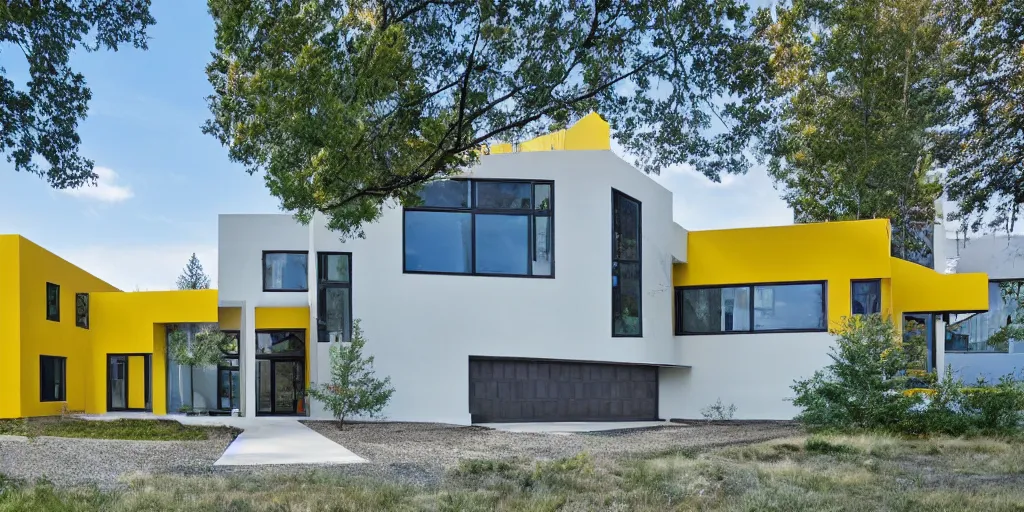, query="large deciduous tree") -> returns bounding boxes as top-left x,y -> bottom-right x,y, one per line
938,0 -> 1024,235
755,0 -> 950,262
205,0 -> 771,237
0,1 -> 155,188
